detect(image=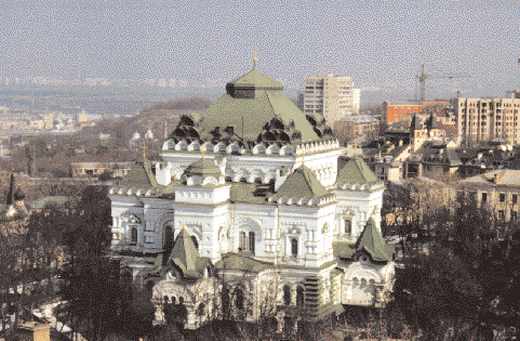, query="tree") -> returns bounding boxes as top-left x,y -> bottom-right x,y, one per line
57,185 -> 120,341
388,194 -> 520,340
